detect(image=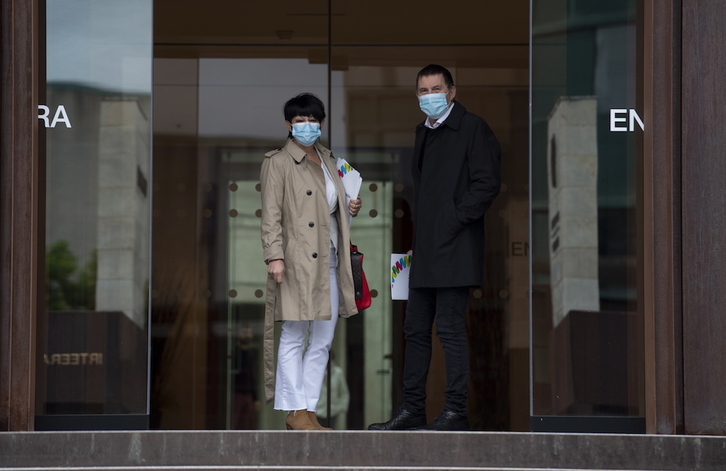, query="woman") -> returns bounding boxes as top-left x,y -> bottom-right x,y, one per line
260,93 -> 361,430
